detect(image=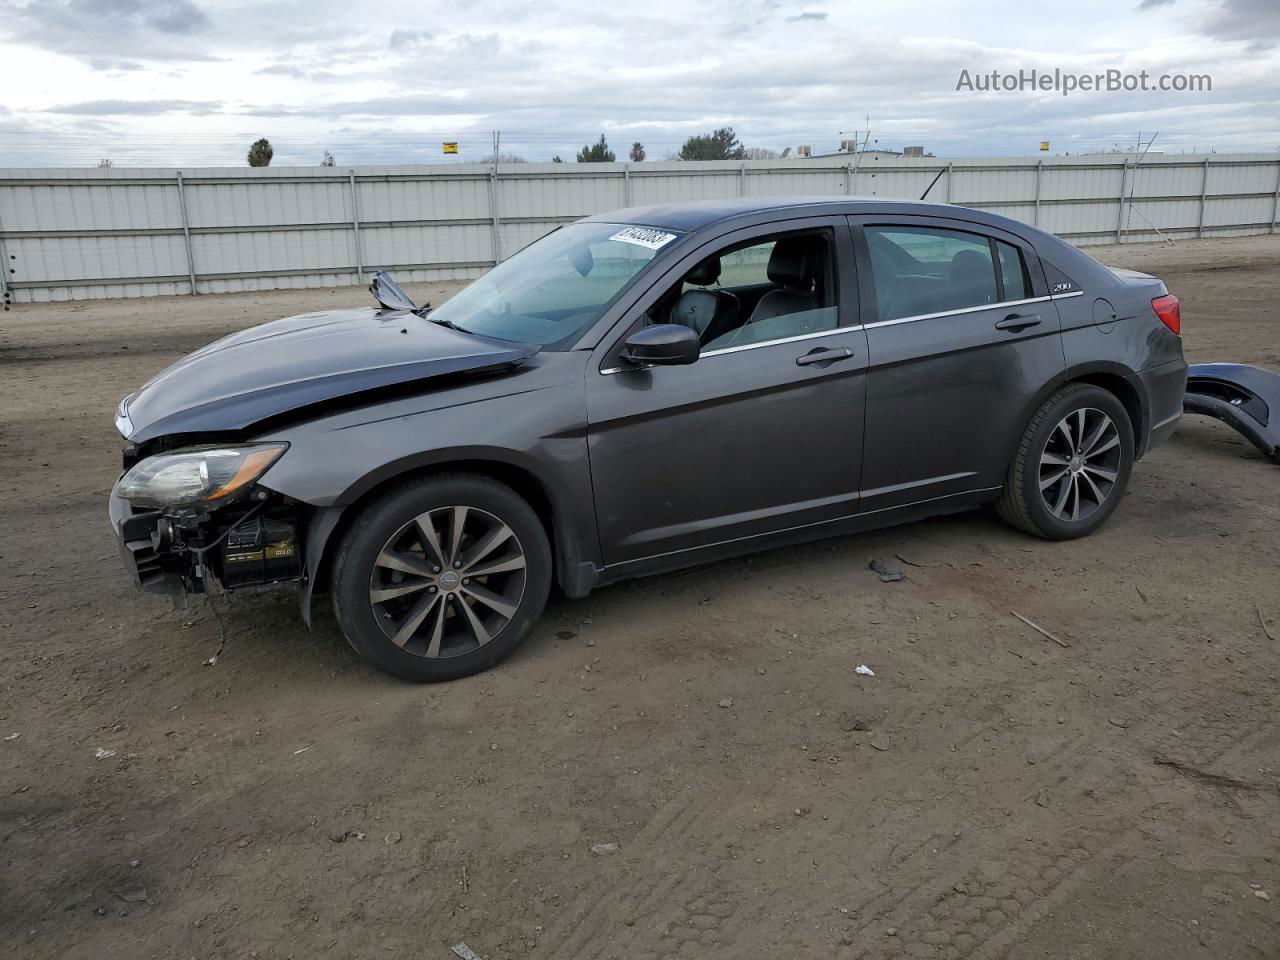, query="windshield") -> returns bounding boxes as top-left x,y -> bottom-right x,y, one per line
427,222 -> 683,346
